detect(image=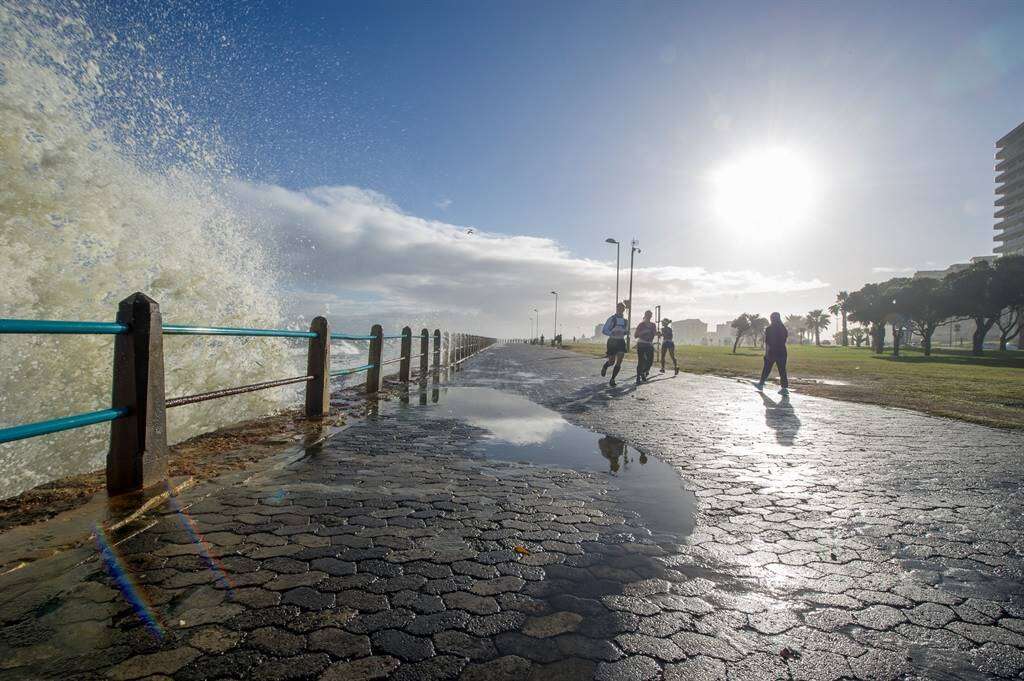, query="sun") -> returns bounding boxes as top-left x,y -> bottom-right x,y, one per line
711,147 -> 818,233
